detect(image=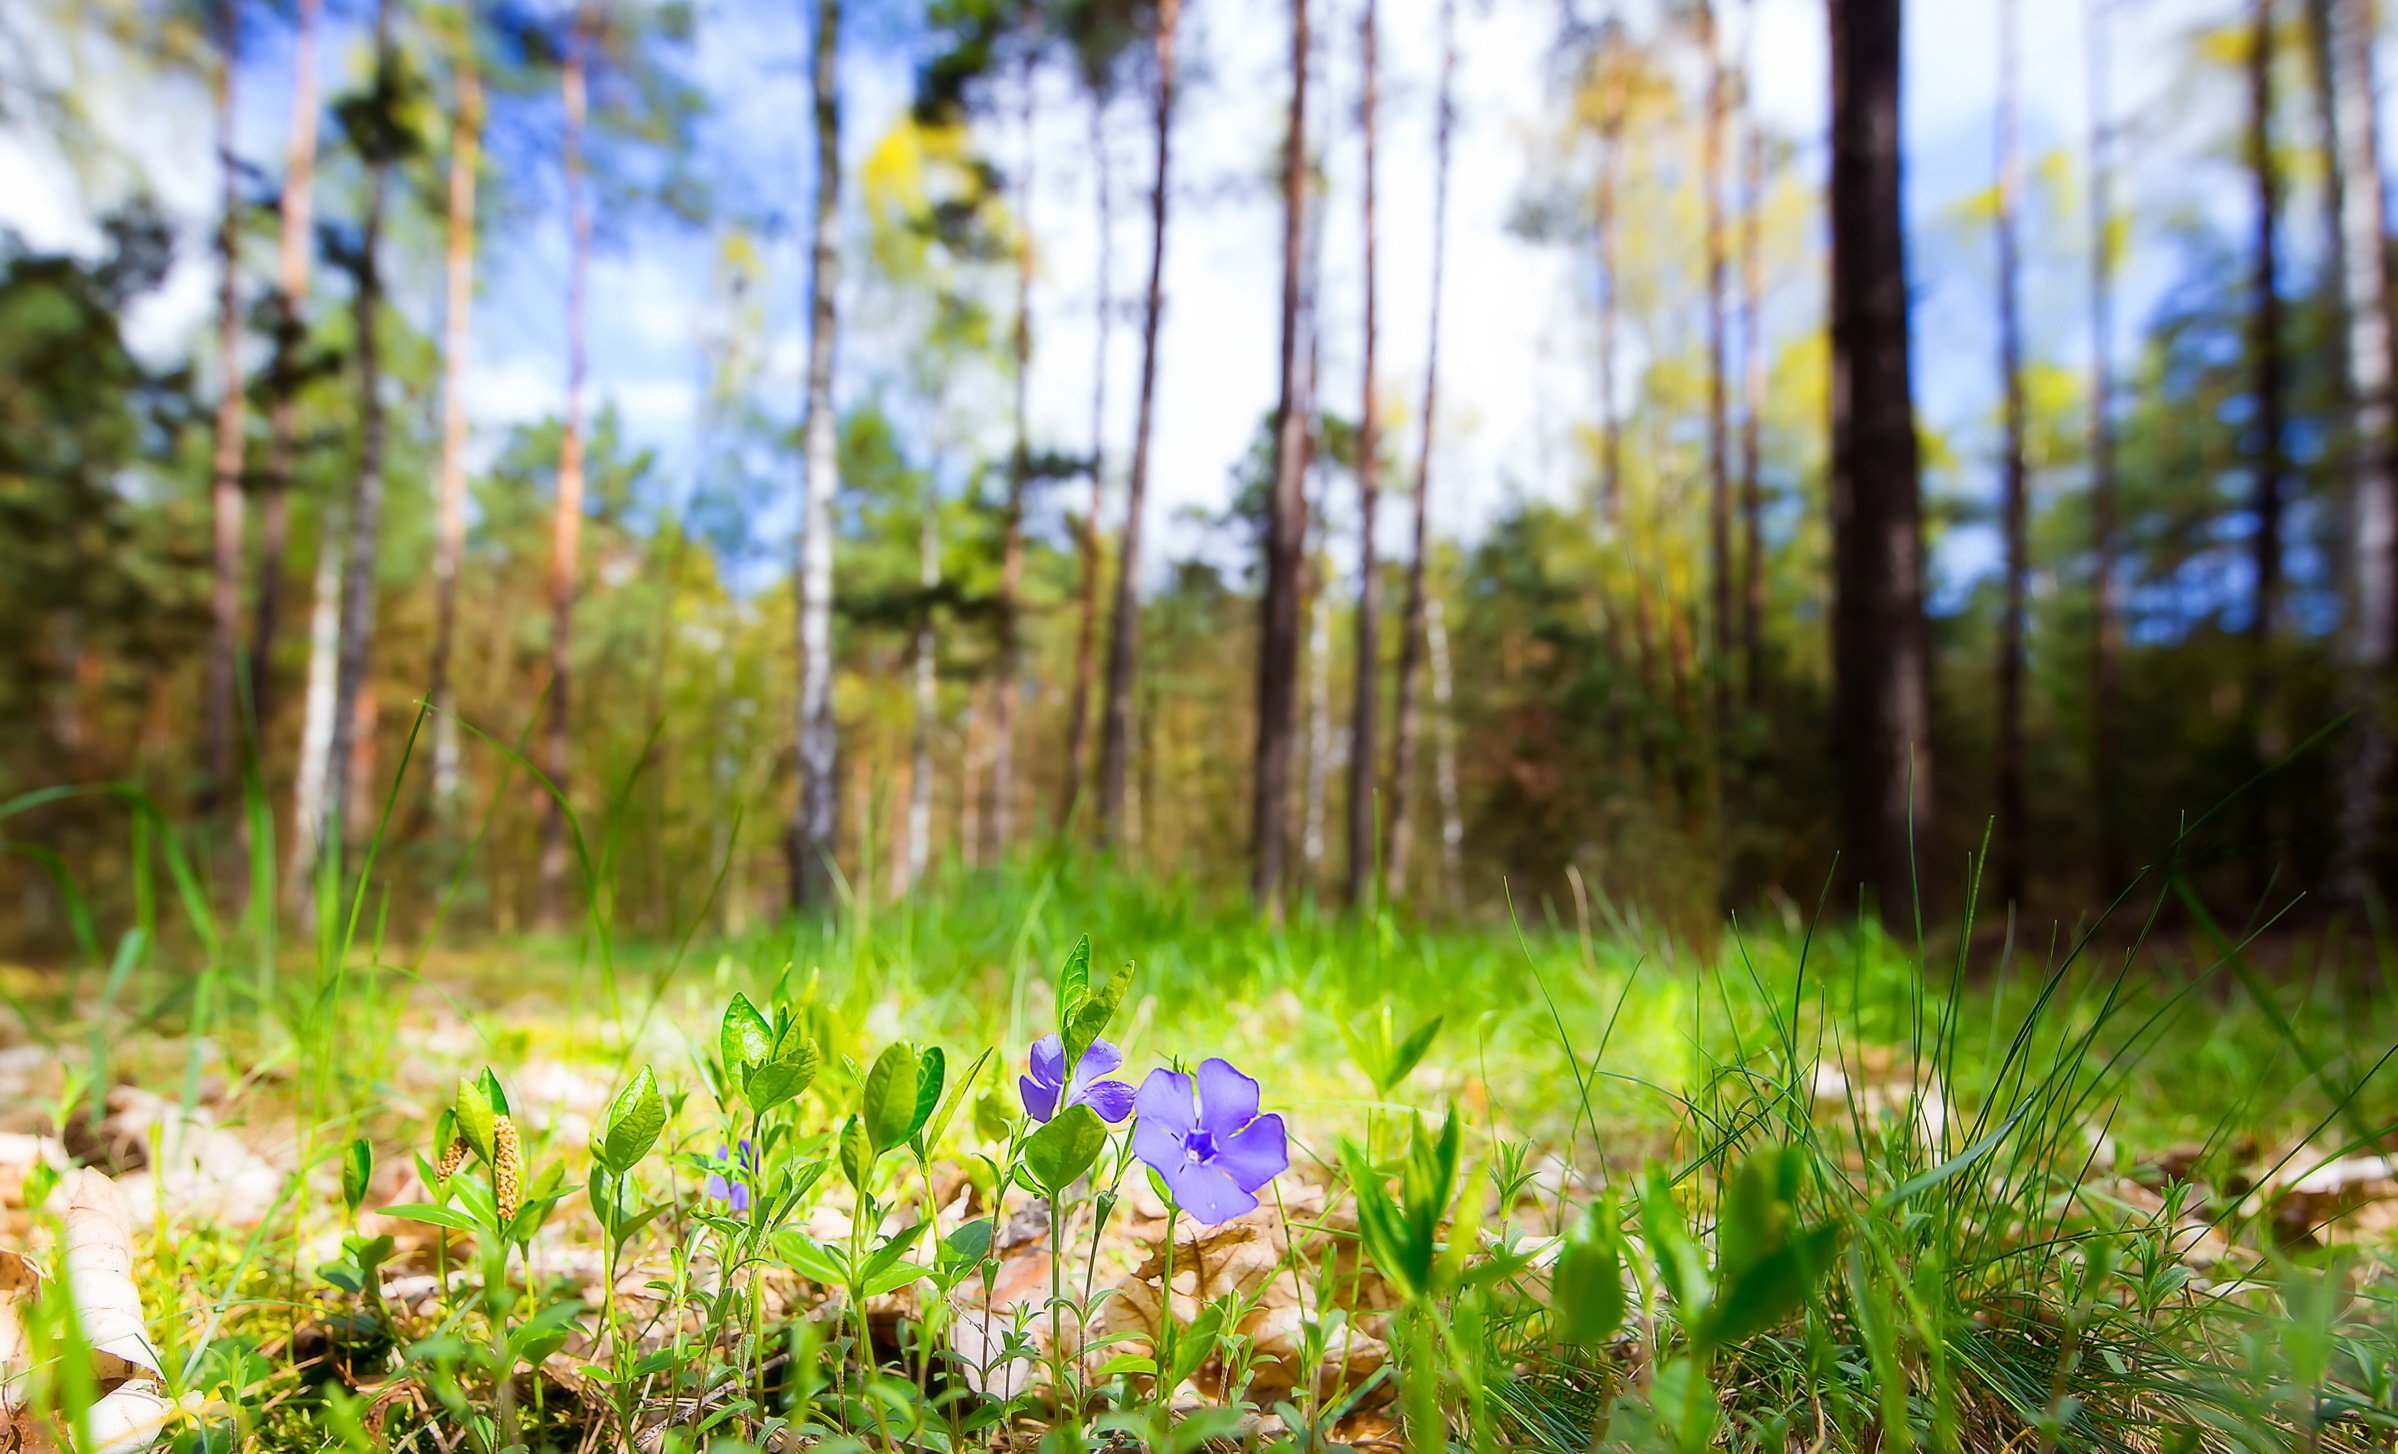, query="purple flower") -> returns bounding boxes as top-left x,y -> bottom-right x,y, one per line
1019,1035 -> 1137,1125
1132,1059 -> 1289,1224
704,1140 -> 754,1214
